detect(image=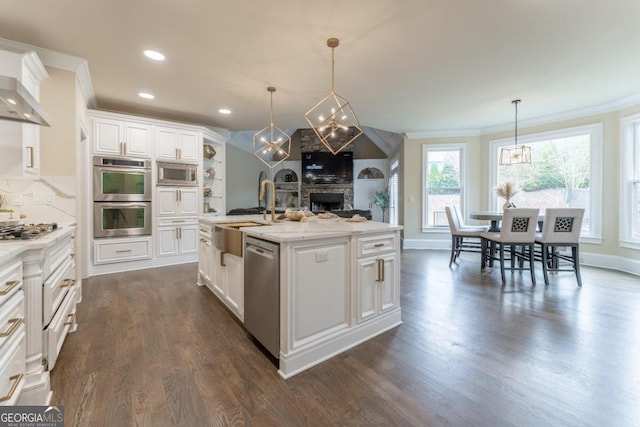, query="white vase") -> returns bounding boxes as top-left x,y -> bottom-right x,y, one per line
503,201 -> 515,209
